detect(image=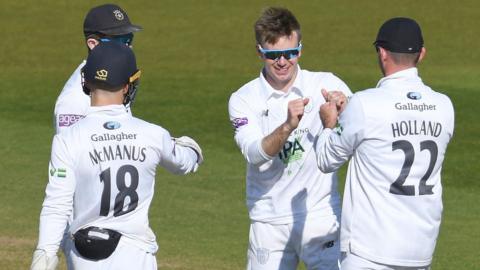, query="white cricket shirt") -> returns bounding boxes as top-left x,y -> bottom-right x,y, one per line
37,105 -> 199,255
316,68 -> 454,266
229,66 -> 351,224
